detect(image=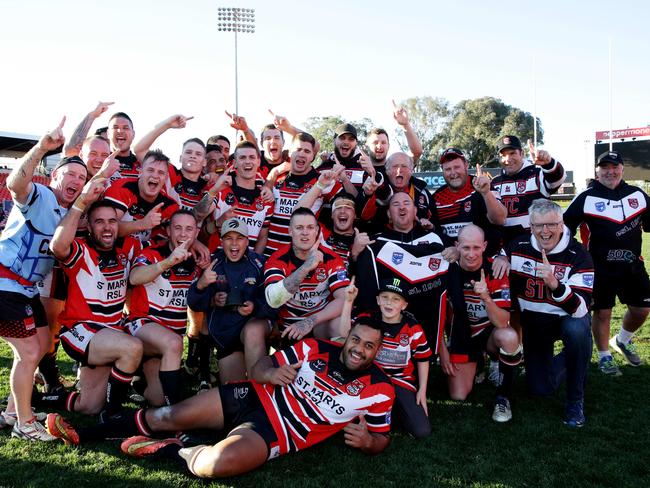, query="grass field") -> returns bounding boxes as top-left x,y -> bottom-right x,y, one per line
1,239 -> 649,488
